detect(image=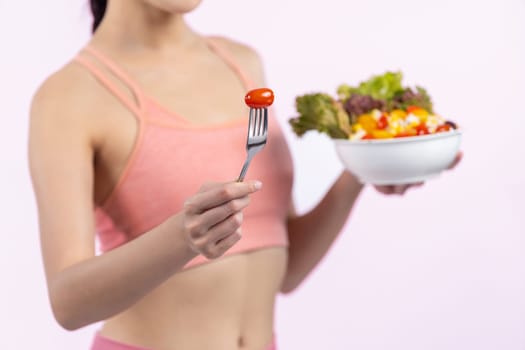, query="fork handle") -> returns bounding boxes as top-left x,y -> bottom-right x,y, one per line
237,158 -> 252,182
